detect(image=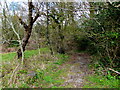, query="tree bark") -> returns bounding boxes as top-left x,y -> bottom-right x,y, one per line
17,1 -> 39,58
17,28 -> 32,58
46,2 -> 54,55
